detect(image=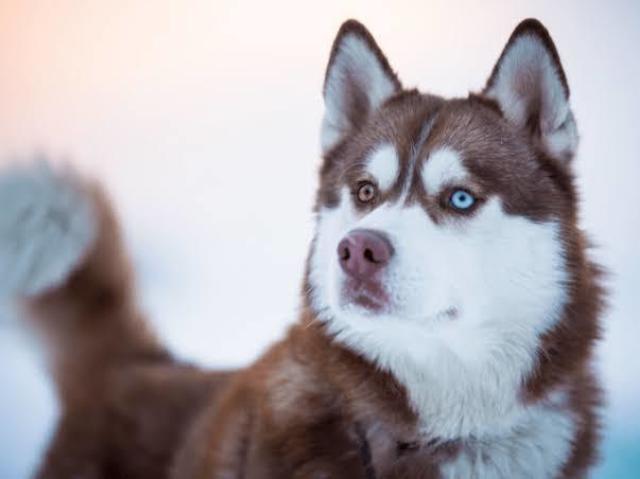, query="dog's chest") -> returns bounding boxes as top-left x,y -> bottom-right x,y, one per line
437,402 -> 575,478
365,397 -> 575,479
443,404 -> 574,479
